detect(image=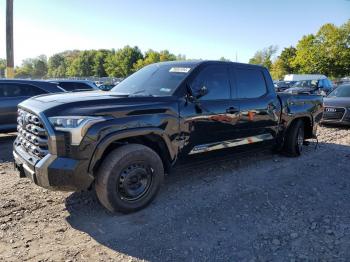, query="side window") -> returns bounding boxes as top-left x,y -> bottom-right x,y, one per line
26,85 -> 46,96
0,85 -> 5,97
58,82 -> 74,91
192,65 -> 230,100
235,68 -> 267,99
0,83 -> 46,97
76,83 -> 93,90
